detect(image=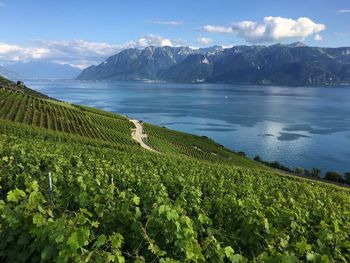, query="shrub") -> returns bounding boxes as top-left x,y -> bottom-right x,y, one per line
344,172 -> 350,185
254,155 -> 263,162
295,167 -> 304,175
325,171 -> 342,182
237,151 -> 246,157
310,168 -> 321,178
304,169 -> 310,176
